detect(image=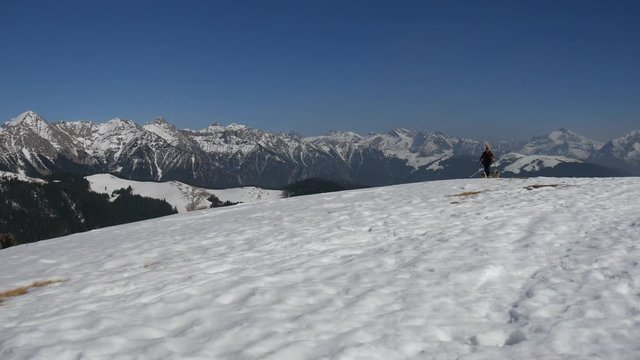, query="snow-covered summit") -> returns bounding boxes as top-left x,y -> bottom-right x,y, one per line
1,177 -> 639,359
591,129 -> 640,174
2,110 -> 637,186
5,111 -> 42,126
3,111 -> 53,139
608,129 -> 640,161
520,128 -> 603,160
498,153 -> 581,174
142,117 -> 185,147
226,123 -> 248,131
306,130 -> 364,144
